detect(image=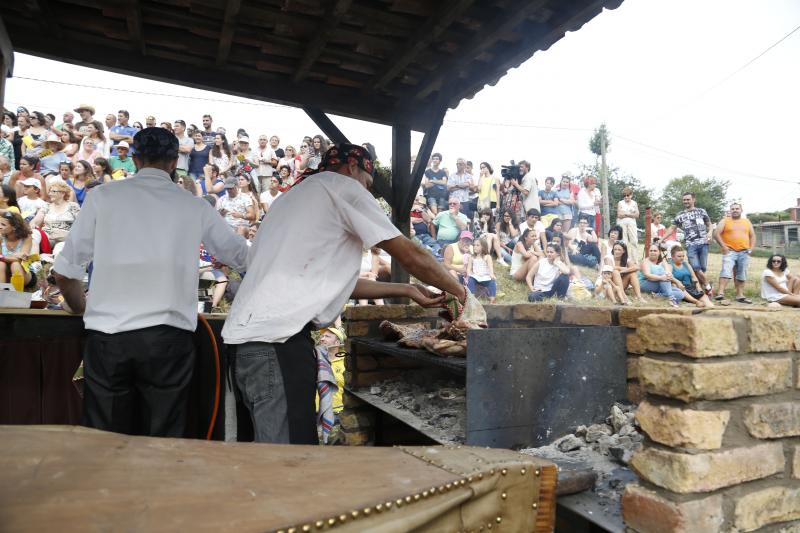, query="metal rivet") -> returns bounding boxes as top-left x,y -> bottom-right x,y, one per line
521,468 -> 526,475
302,526 -> 311,532
405,496 -> 412,503
277,530 -> 286,533
376,504 -> 383,512
535,469 -> 541,476
422,491 -> 429,498
467,476 -> 473,483
438,485 -> 445,492
327,518 -> 336,526
351,510 -> 359,519
446,483 -> 452,490
385,501 -> 393,508
501,469 -> 508,476
363,508 -> 371,516
487,524 -> 493,530
338,514 -> 347,523
413,494 -> 421,501
490,469 -> 495,475
288,528 -> 296,533
496,517 -> 502,524
430,487 -> 437,494
315,520 -> 324,529
532,502 -> 538,509
501,492 -> 507,500
478,473 -> 483,480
